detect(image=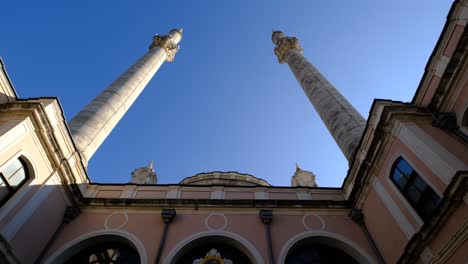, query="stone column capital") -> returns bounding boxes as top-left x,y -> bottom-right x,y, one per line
274,36 -> 303,64
149,29 -> 182,62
